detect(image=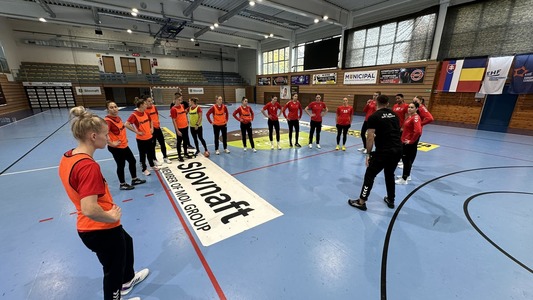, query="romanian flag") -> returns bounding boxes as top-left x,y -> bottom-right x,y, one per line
437,59 -> 463,92
456,58 -> 487,92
